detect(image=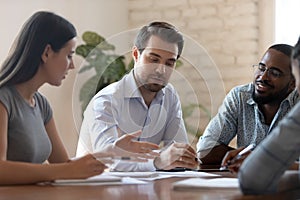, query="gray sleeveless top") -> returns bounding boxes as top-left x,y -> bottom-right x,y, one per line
0,86 -> 52,163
